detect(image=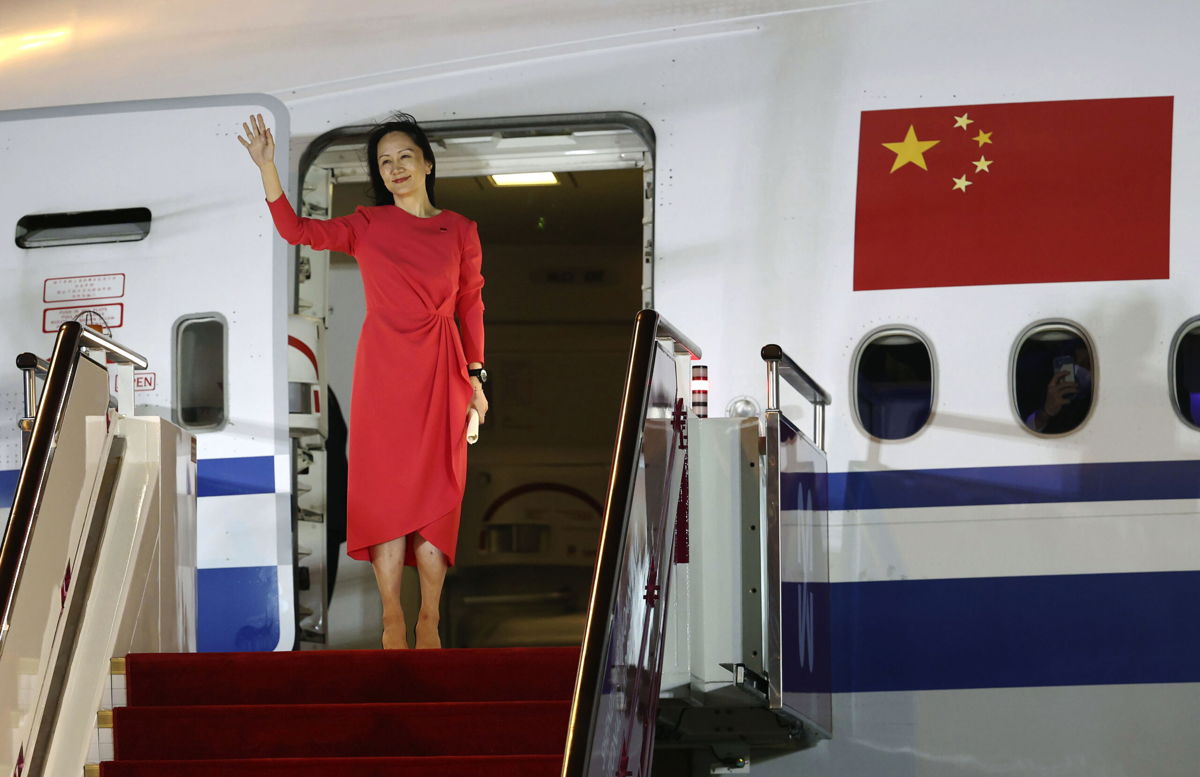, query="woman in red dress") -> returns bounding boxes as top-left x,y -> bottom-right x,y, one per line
239,113 -> 487,649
